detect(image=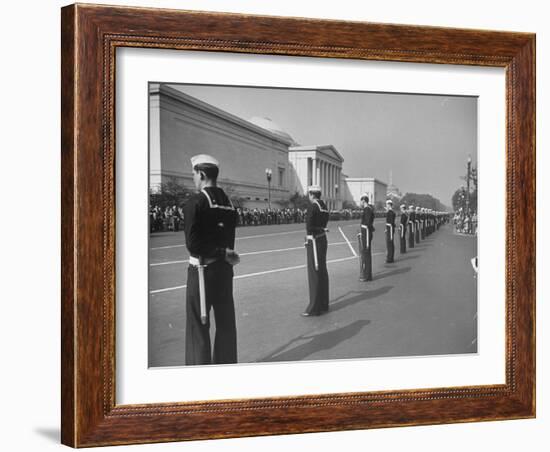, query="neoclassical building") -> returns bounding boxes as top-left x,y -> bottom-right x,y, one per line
149,84 -> 292,208
288,145 -> 344,209
150,83 -> 382,211
343,177 -> 388,208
